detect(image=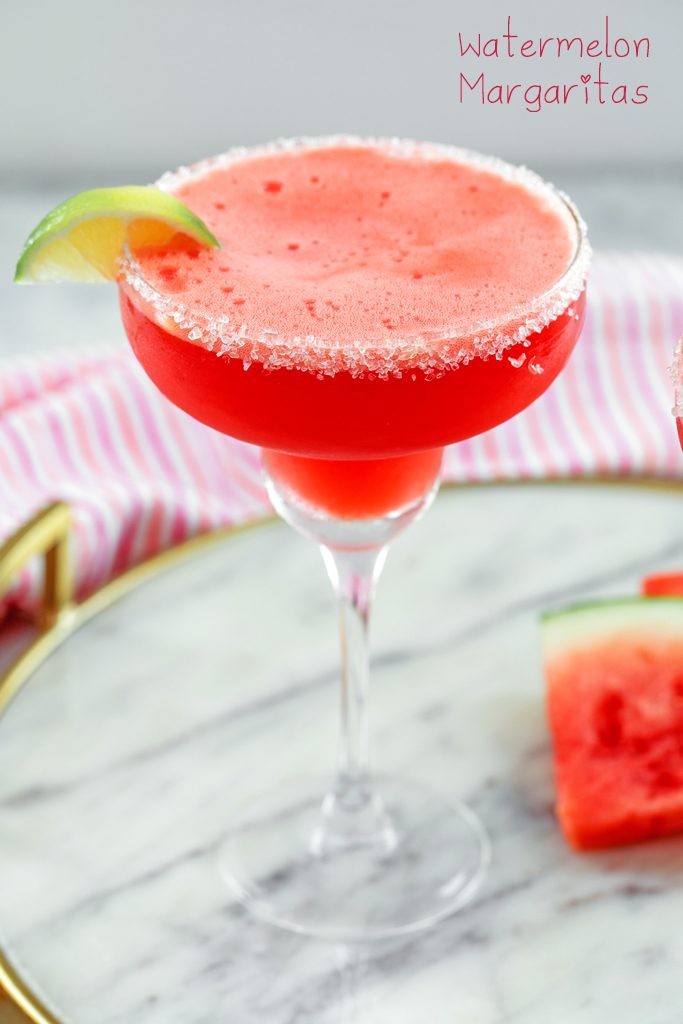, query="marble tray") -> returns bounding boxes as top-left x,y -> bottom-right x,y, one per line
0,481 -> 682,1024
